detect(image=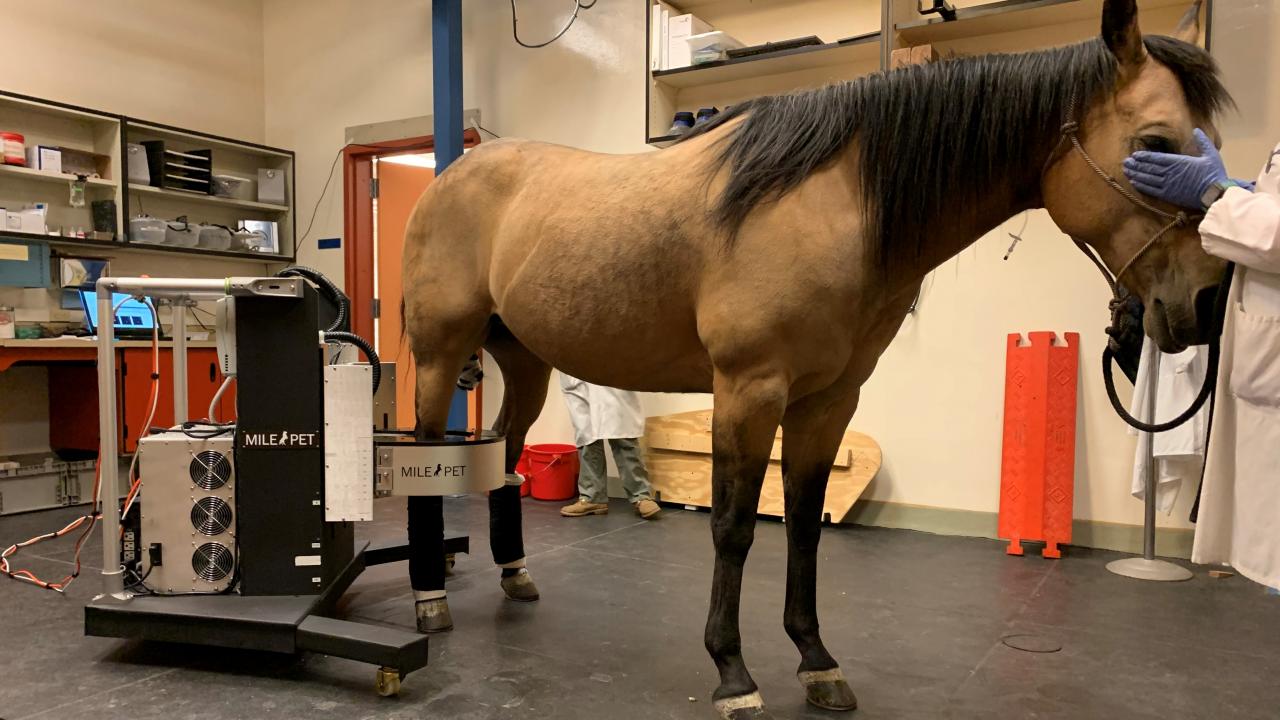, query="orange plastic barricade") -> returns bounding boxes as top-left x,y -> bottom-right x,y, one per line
998,332 -> 1079,559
